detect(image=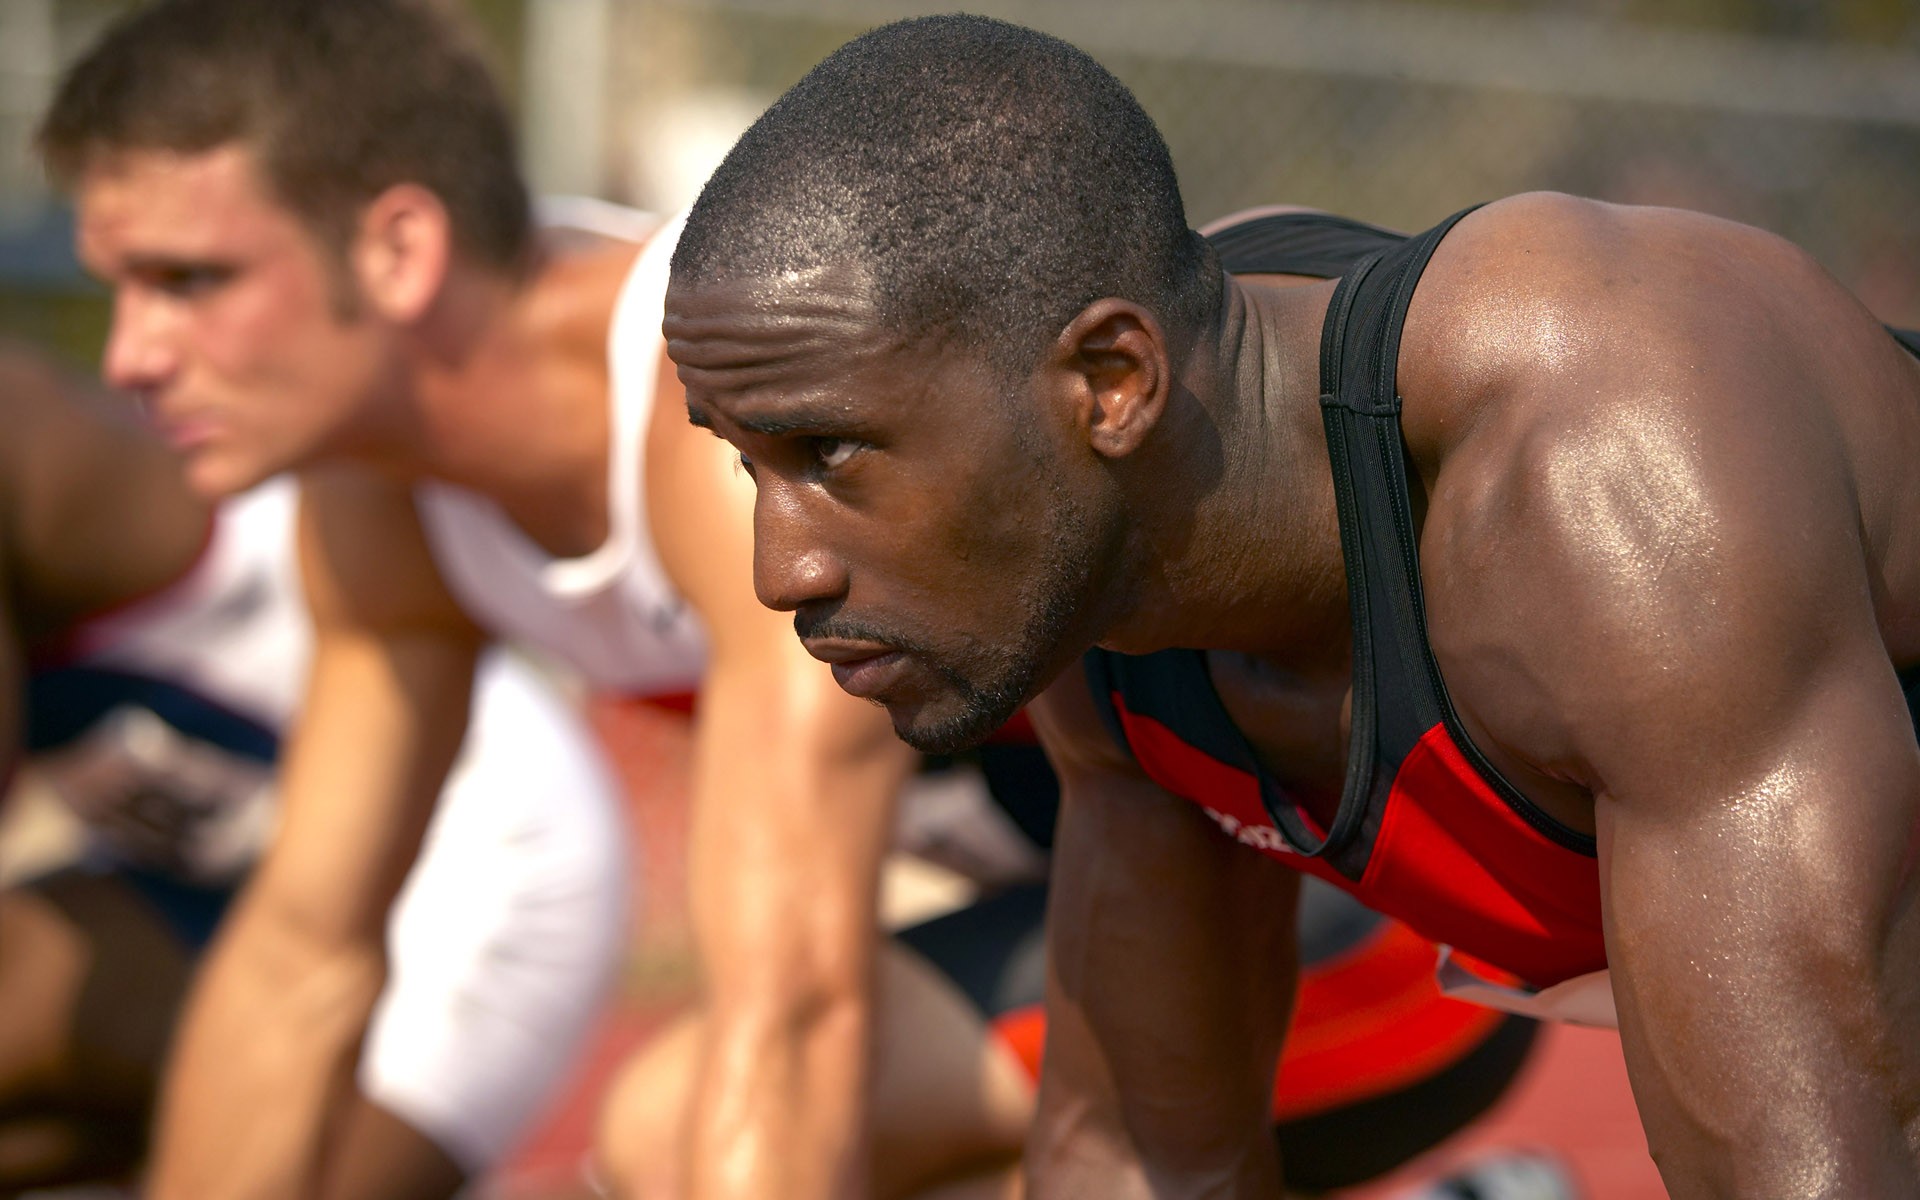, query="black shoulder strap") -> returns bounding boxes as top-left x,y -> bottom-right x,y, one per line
1077,650 -> 1135,760
1308,207 -> 1478,874
1206,211 -> 1407,280
1081,210 -> 1409,775
1888,325 -> 1920,361
1317,206 -> 1597,865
